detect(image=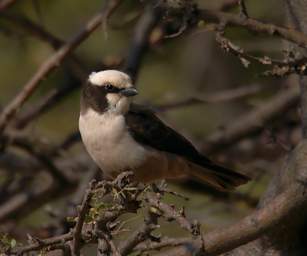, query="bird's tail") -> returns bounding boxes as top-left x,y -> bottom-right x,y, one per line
188,157 -> 250,191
